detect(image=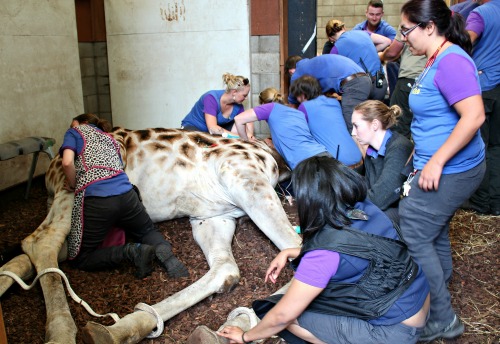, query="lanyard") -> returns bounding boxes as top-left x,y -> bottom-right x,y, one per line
412,39 -> 448,93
